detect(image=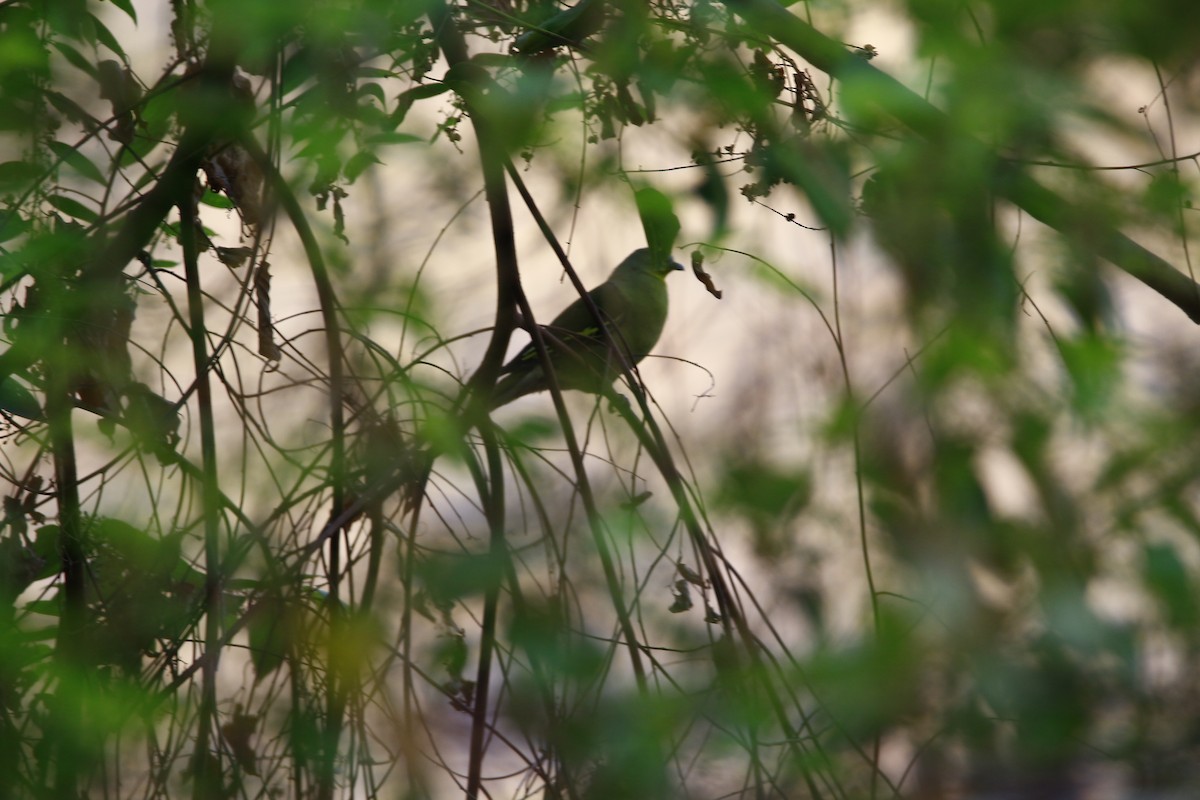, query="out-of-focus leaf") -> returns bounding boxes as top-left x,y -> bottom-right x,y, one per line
343,150 -> 382,182
420,551 -> 506,606
715,459 -> 811,521
694,149 -> 729,238
247,595 -> 303,681
281,48 -> 317,96
635,186 -> 680,263
470,53 -> 516,70
0,375 -> 43,420
546,91 -> 585,114
23,598 -> 61,617
358,82 -> 386,107
139,89 -> 177,142
48,140 -> 107,184
46,91 -> 95,126
199,189 -> 234,209
1144,543 -> 1197,628
51,41 -> 98,78
89,14 -> 126,58
512,0 -> 606,55
0,210 -> 31,243
366,131 -> 422,146
1056,333 -> 1121,420
0,161 -> 42,190
105,0 -> 137,21
1144,172 -> 1189,217
47,194 -> 99,223
390,82 -> 452,128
